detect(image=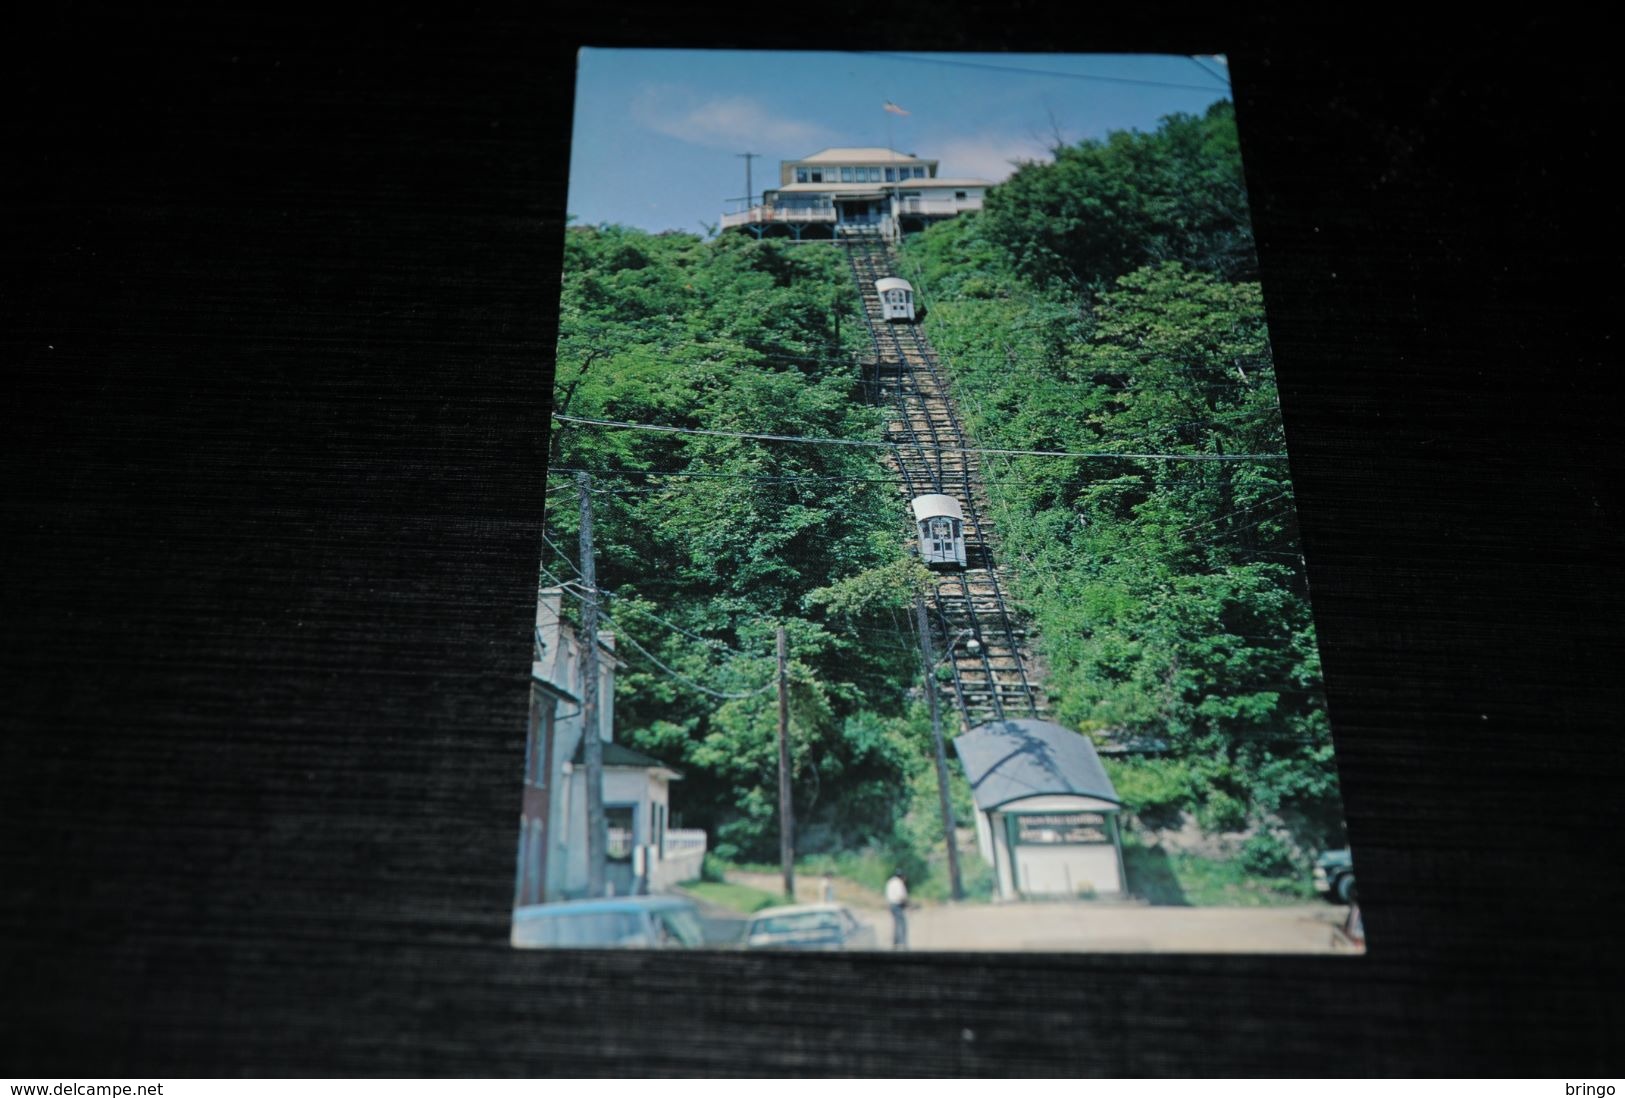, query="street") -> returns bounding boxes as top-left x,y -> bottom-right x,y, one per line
718,871 -> 1357,953
901,898 -> 1354,953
